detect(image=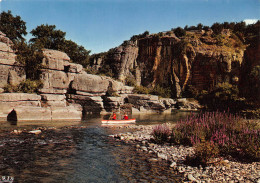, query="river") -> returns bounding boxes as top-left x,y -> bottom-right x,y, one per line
0,111 -> 193,183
